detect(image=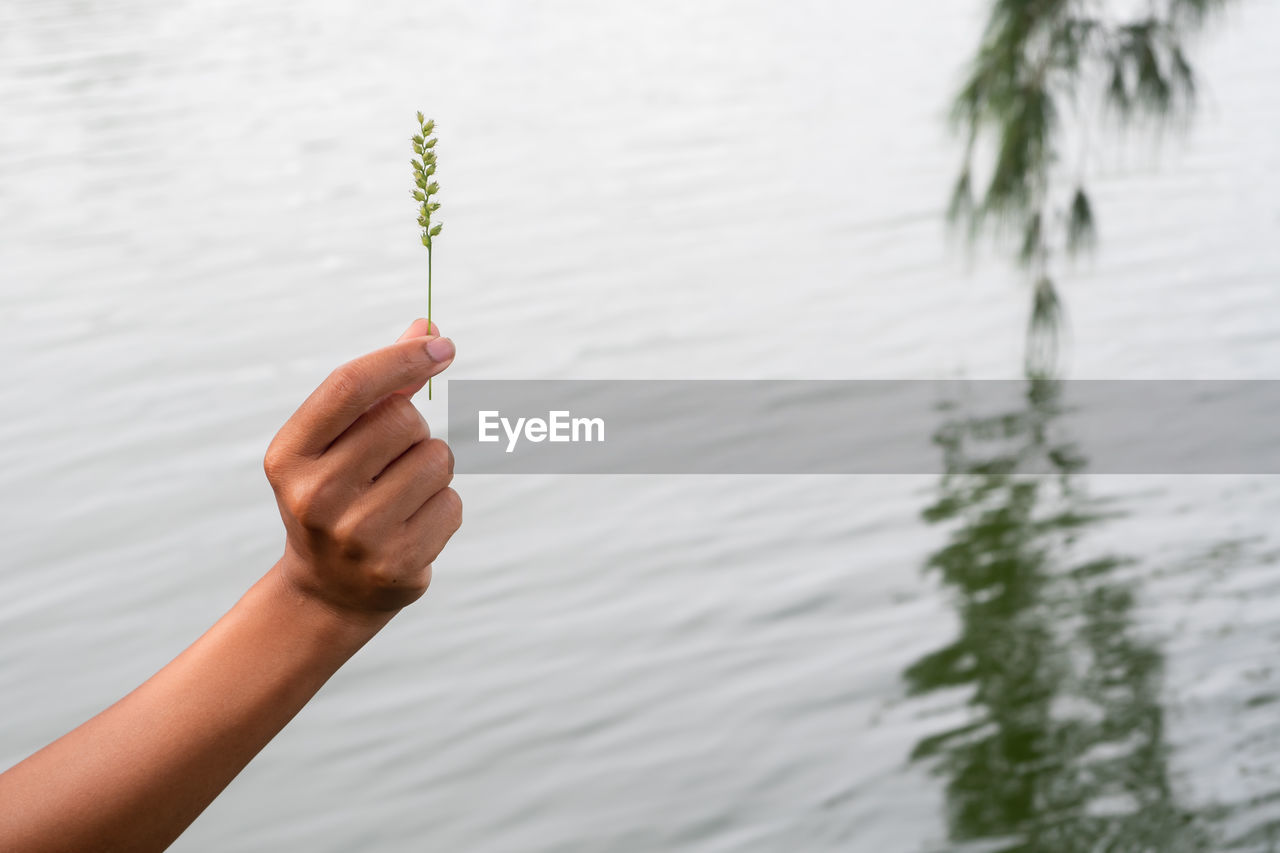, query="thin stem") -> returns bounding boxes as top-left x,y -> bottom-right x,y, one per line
427,246 -> 433,400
